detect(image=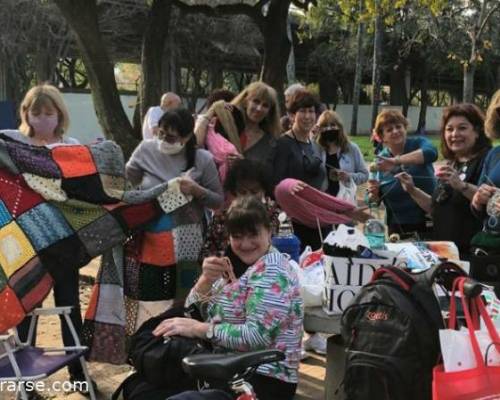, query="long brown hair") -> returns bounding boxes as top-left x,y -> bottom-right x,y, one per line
316,110 -> 349,153
231,82 -> 281,137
